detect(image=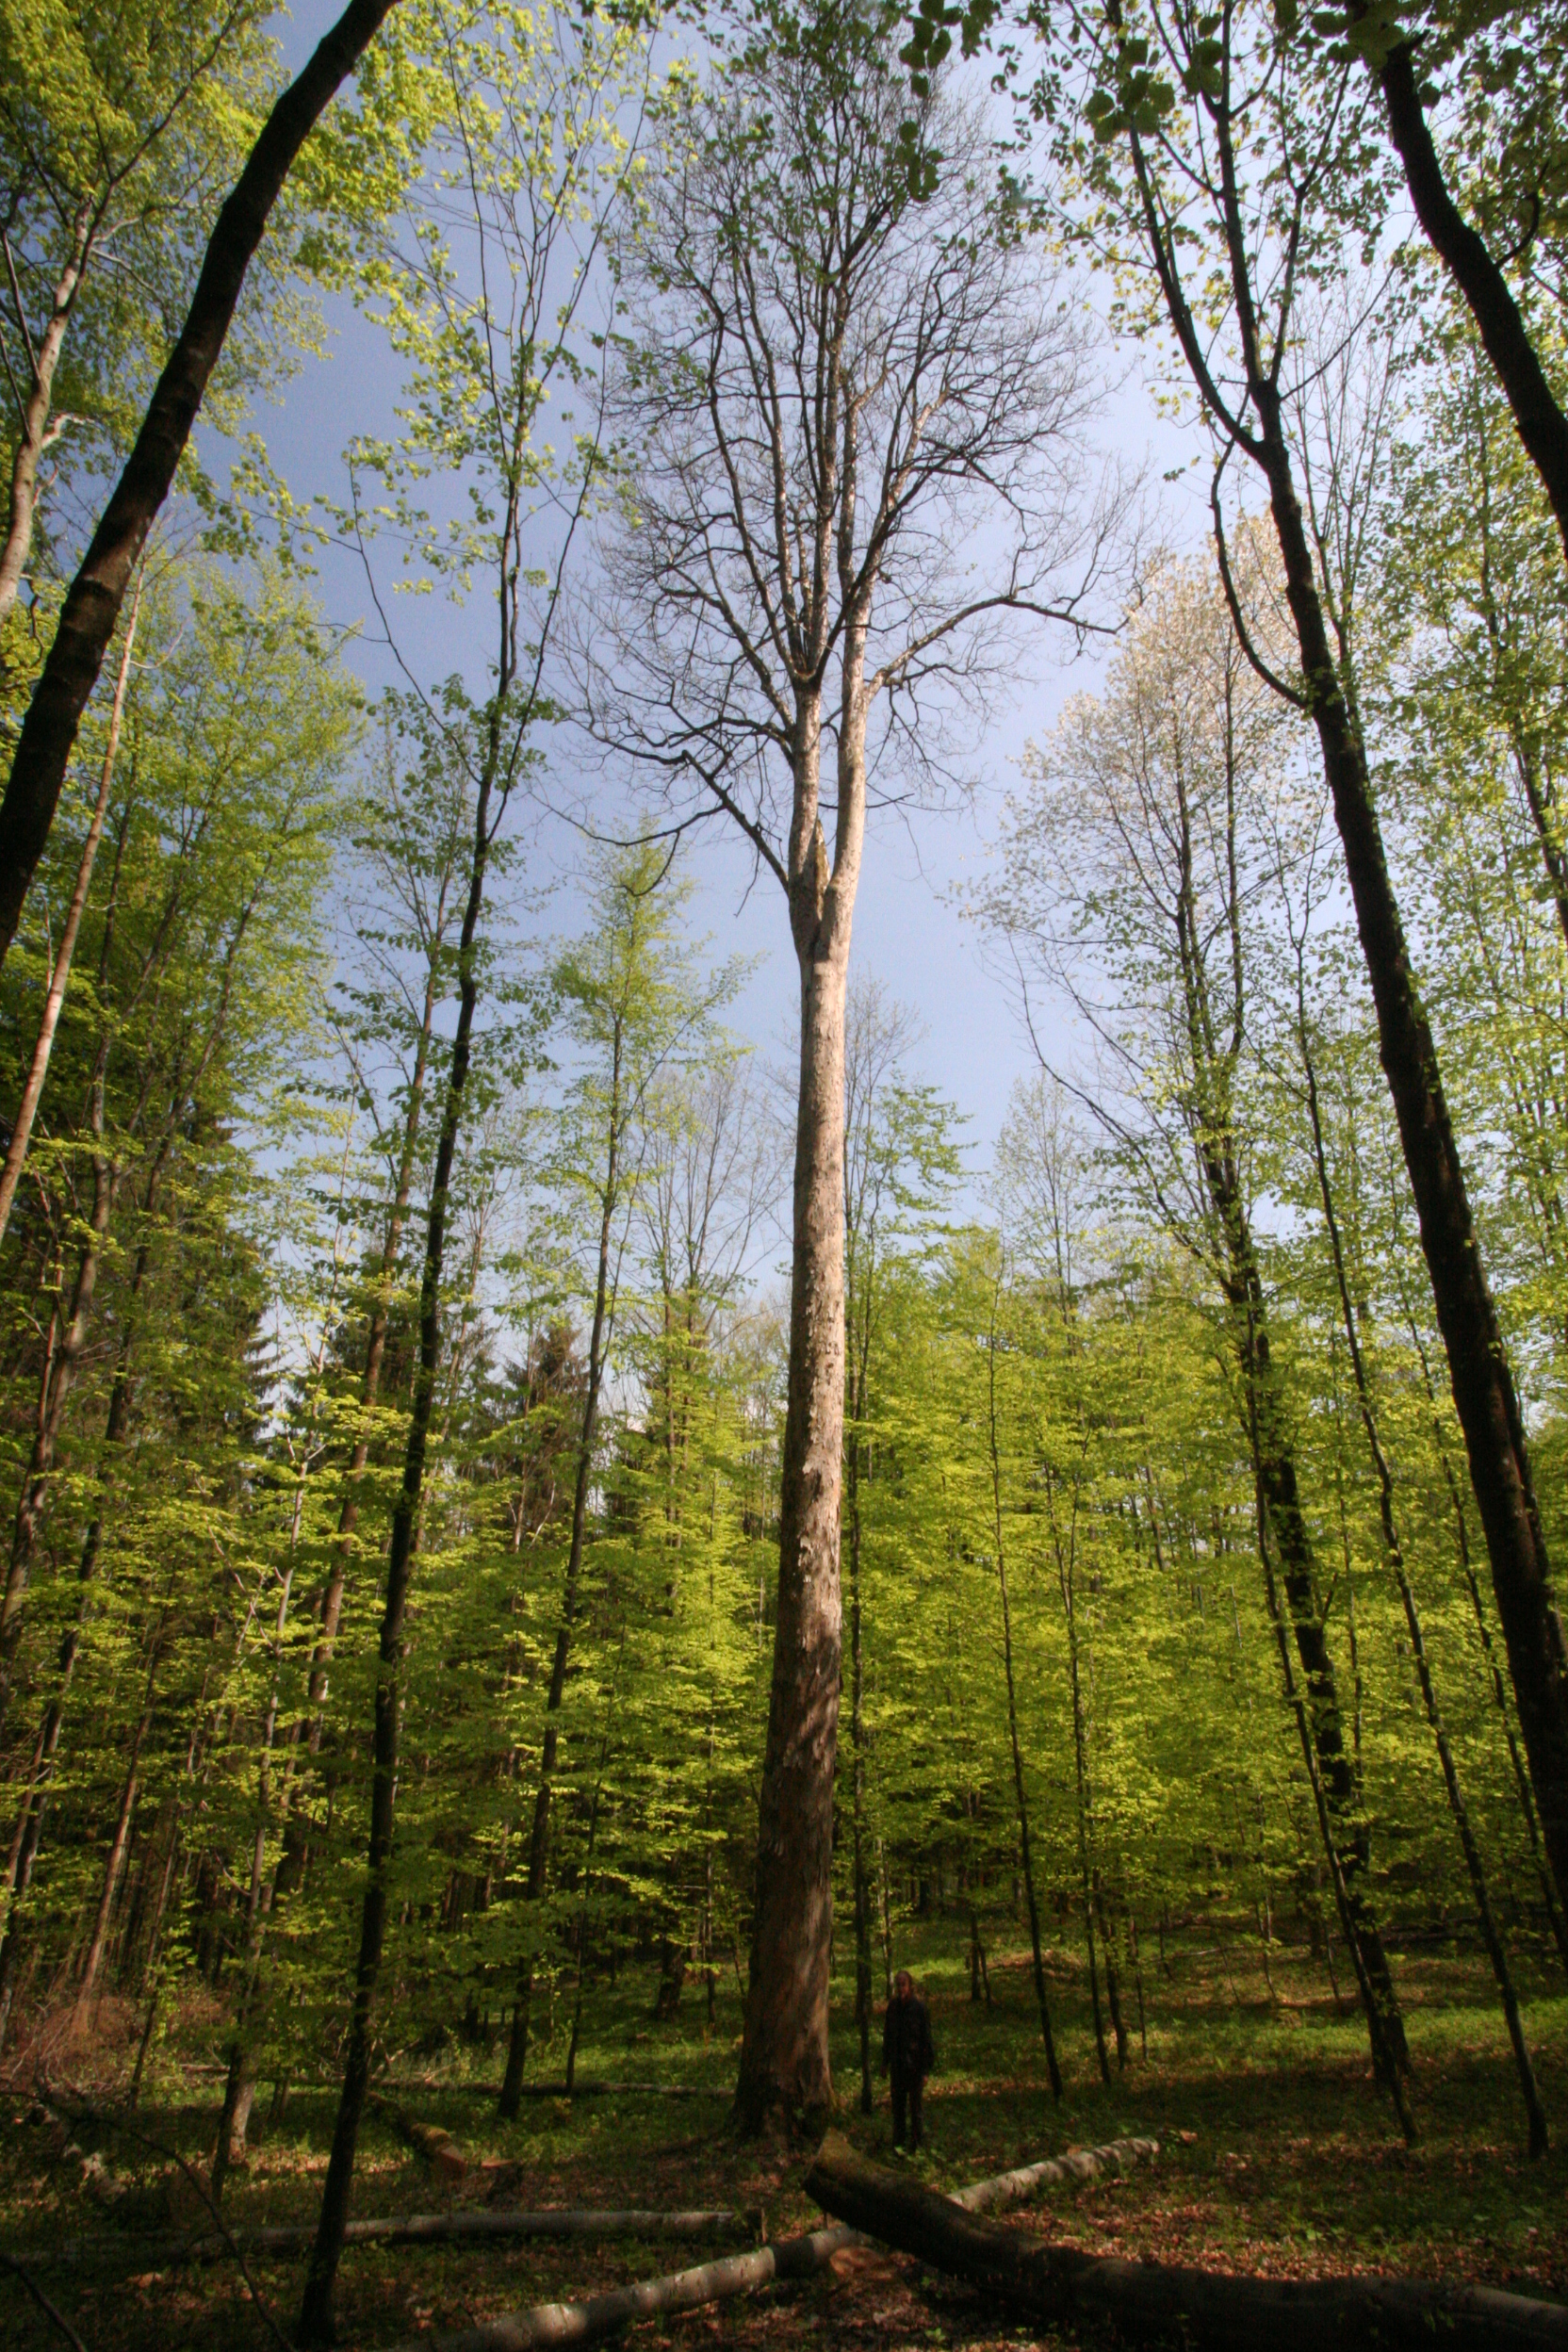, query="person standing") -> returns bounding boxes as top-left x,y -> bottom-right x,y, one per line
881,1968 -> 935,2153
